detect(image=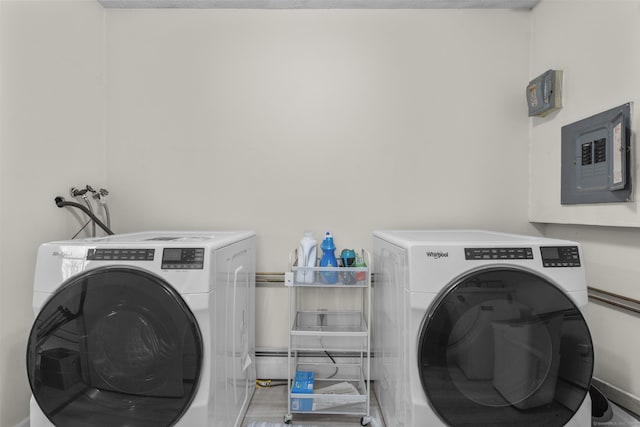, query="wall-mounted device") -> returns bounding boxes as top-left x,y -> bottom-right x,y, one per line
561,103 -> 632,204
527,69 -> 563,117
